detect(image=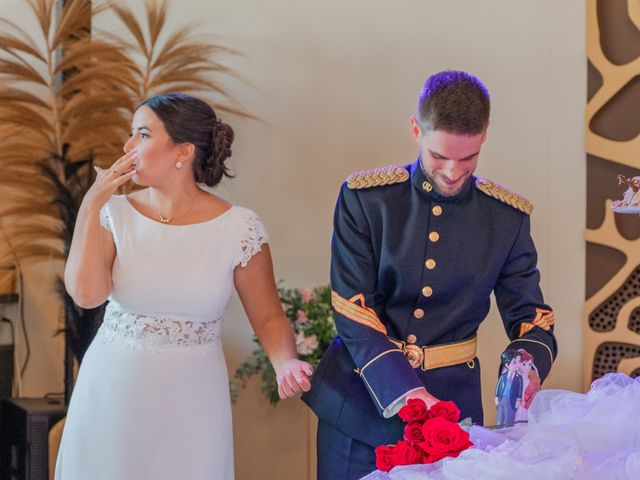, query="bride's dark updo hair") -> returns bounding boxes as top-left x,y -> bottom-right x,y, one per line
139,93 -> 234,187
